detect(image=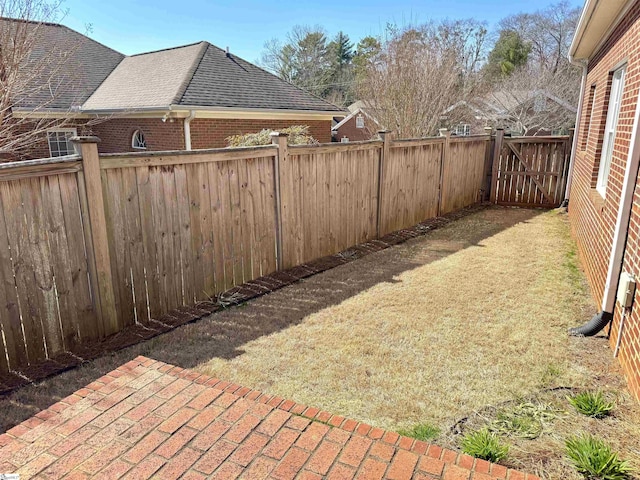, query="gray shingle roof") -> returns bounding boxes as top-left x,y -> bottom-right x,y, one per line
83,43 -> 206,111
178,43 -> 343,112
7,18 -> 342,114
4,18 -> 124,111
